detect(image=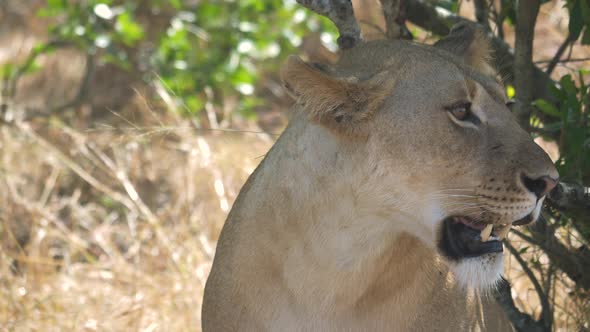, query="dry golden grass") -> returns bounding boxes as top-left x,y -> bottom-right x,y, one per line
0,112 -> 273,331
